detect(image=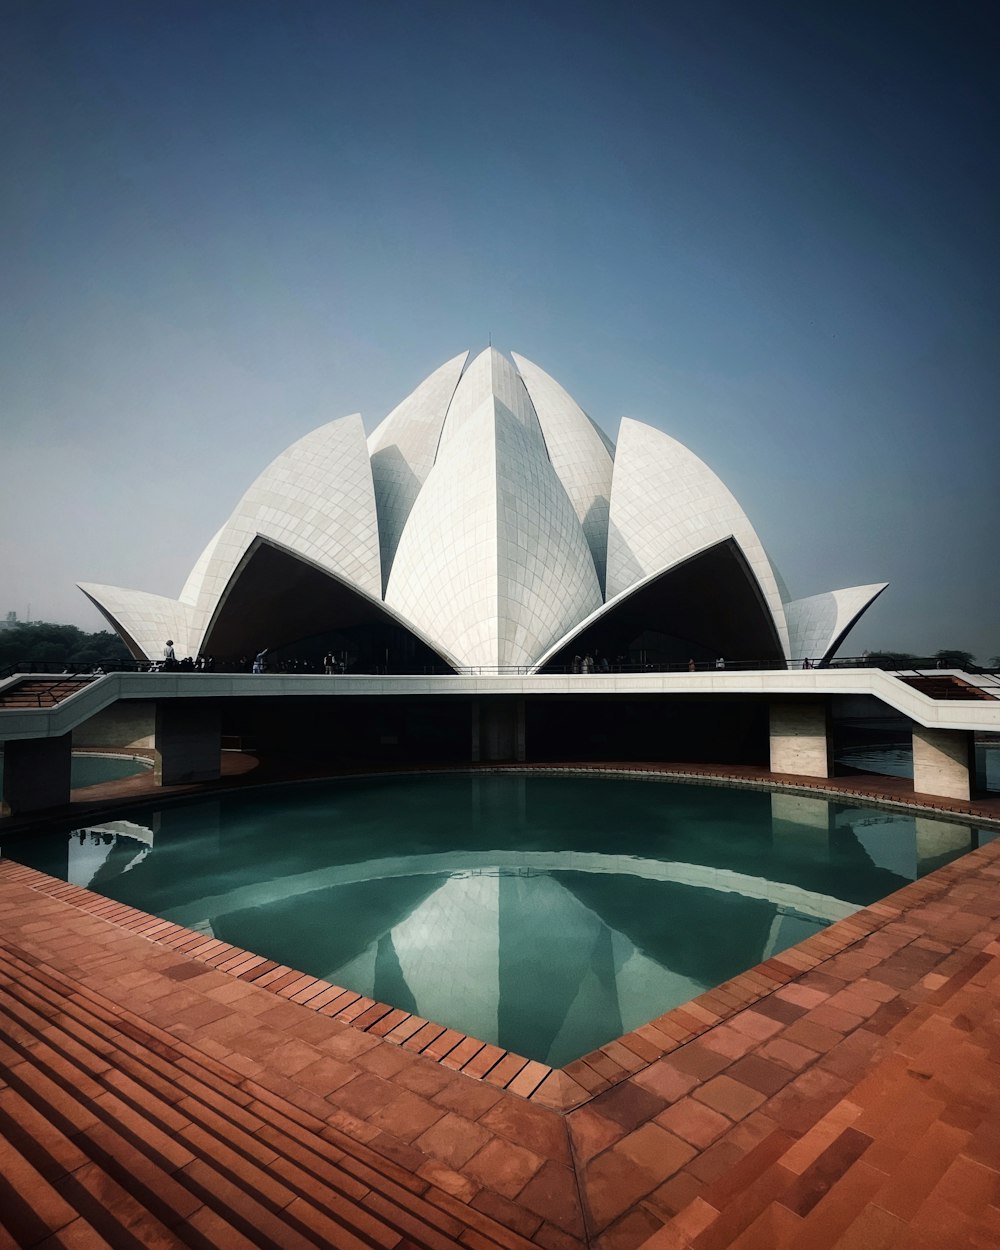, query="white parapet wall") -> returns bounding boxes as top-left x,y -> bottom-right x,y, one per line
769,701 -> 831,778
